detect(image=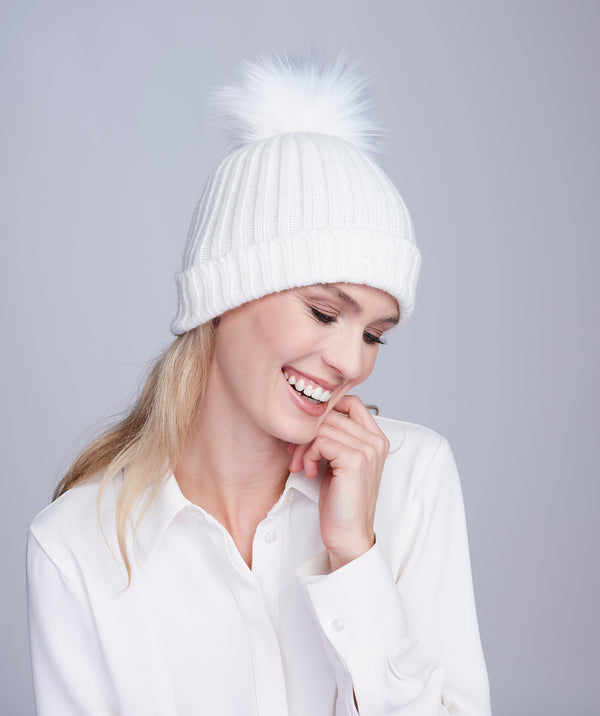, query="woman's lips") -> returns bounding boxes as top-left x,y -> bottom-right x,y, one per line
284,372 -> 333,403
281,366 -> 341,417
284,376 -> 330,416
